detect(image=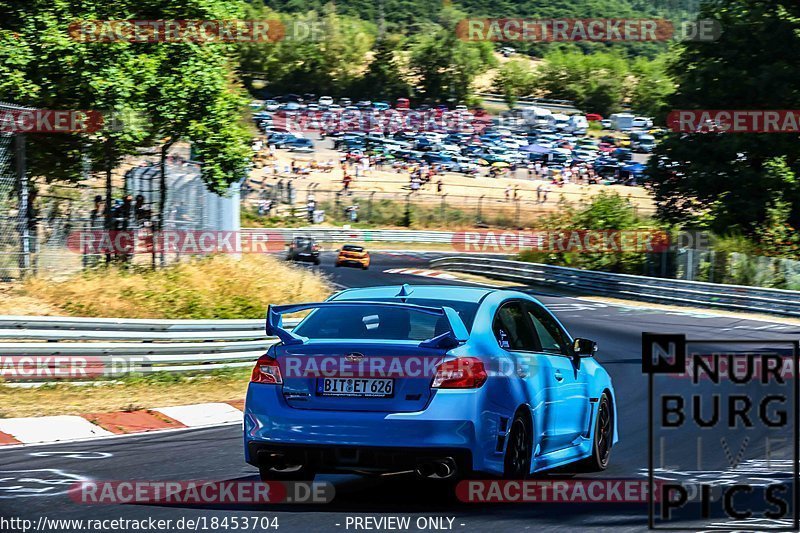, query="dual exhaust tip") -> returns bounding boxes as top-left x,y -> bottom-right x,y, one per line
414,458 -> 457,480
259,450 -> 458,480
